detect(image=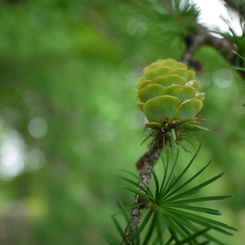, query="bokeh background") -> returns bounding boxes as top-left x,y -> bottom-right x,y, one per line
0,0 -> 244,244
